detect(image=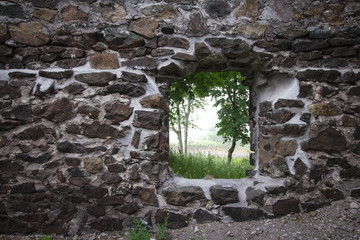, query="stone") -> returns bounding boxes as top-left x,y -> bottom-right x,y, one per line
298,83 -> 313,98
90,218 -> 123,231
350,188 -> 360,198
141,4 -> 176,19
0,3 -> 25,19
99,83 -> 146,97
122,57 -> 158,70
69,177 -> 90,187
0,45 -> 12,56
309,29 -> 331,39
117,201 -> 139,214
122,71 -> 148,83
272,197 -> 300,216
9,22 -> 50,47
97,3 -> 126,22
140,95 -> 169,112
263,156 -> 289,177
237,21 -> 268,39
129,17 -> 158,38
158,36 -> 190,49
158,62 -> 185,77
82,121 -> 130,139
163,186 -> 206,206
75,72 -> 116,86
172,53 -> 197,61
78,105 -> 100,120
28,0 -> 60,9
82,185 -> 108,199
205,38 -> 251,58
193,209 -> 220,224
186,12 -> 208,37
300,113 -> 311,124
87,205 -> 105,218
348,86 -> 360,97
151,48 -> 175,57
331,47 -> 357,57
274,99 -> 305,109
329,38 -> 356,47
0,160 -> 24,172
16,152 -> 53,164
195,42 -> 211,55
210,185 -> 239,205
105,102 -> 133,124
131,130 -> 141,148
275,140 -> 298,157
222,206 -> 266,222
255,39 -> 292,52
0,23 -> 9,43
294,158 -> 308,176
141,187 -> 159,206
84,158 -> 103,174
261,124 -> 307,137
99,196 -> 125,206
262,109 -> 295,124
101,28 -> 145,51
259,101 -> 272,112
235,0 -> 261,20
15,125 -> 56,141
56,59 -> 87,69
1,105 -> 33,124
133,111 -> 162,130
273,25 -> 308,40
292,40 -> 329,52
33,8 -> 57,22
11,182 -> 36,194
61,5 -> 88,21
107,164 -> 125,173
245,187 -> 265,206
33,98 -> 74,123
89,53 -> 120,69
308,102 -> 342,117
303,127 -> 347,153
102,173 -> 122,184
39,70 -> 73,79
155,209 -> 189,229
321,188 -> 345,200
58,141 -> 86,153
204,0 -> 231,19
64,158 -> 81,166
323,11 -> 346,26
65,83 -> 85,95
354,127 -> 360,140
